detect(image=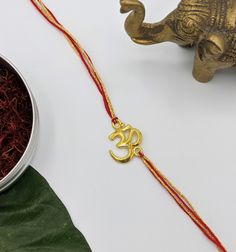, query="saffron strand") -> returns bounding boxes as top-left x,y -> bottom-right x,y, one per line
30,1 -> 227,251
